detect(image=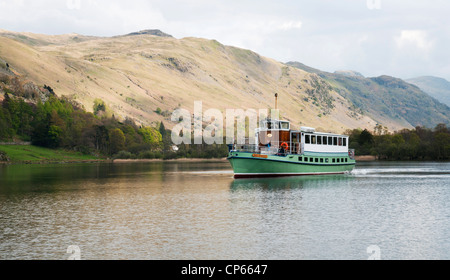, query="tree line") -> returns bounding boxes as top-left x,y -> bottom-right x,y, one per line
346,124 -> 450,160
2,86 -> 448,161
0,92 -> 229,159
